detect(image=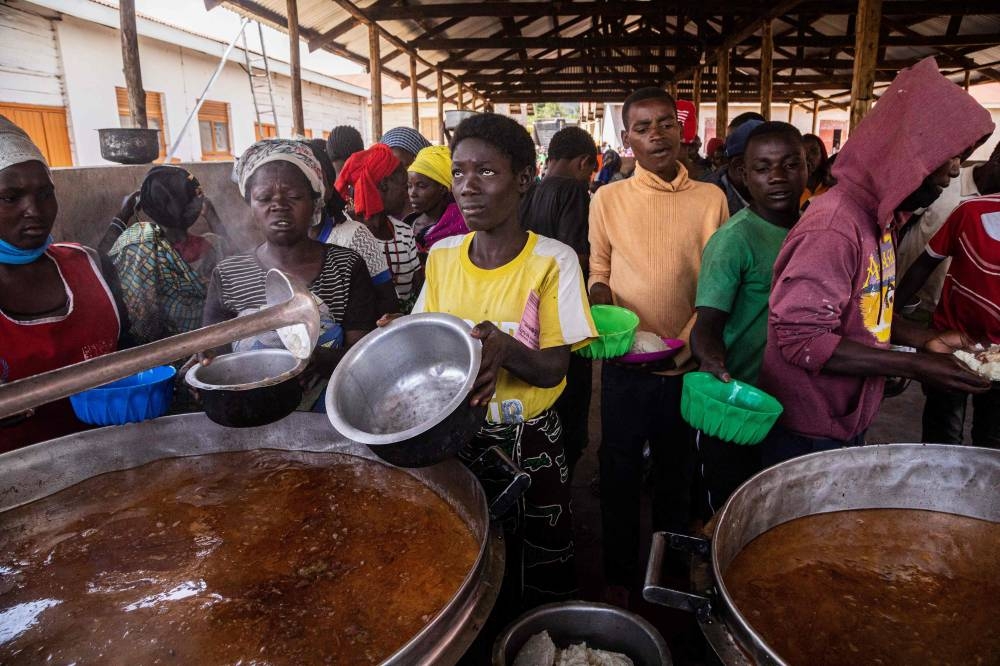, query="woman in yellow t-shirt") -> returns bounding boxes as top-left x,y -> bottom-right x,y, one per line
404,113 -> 596,607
